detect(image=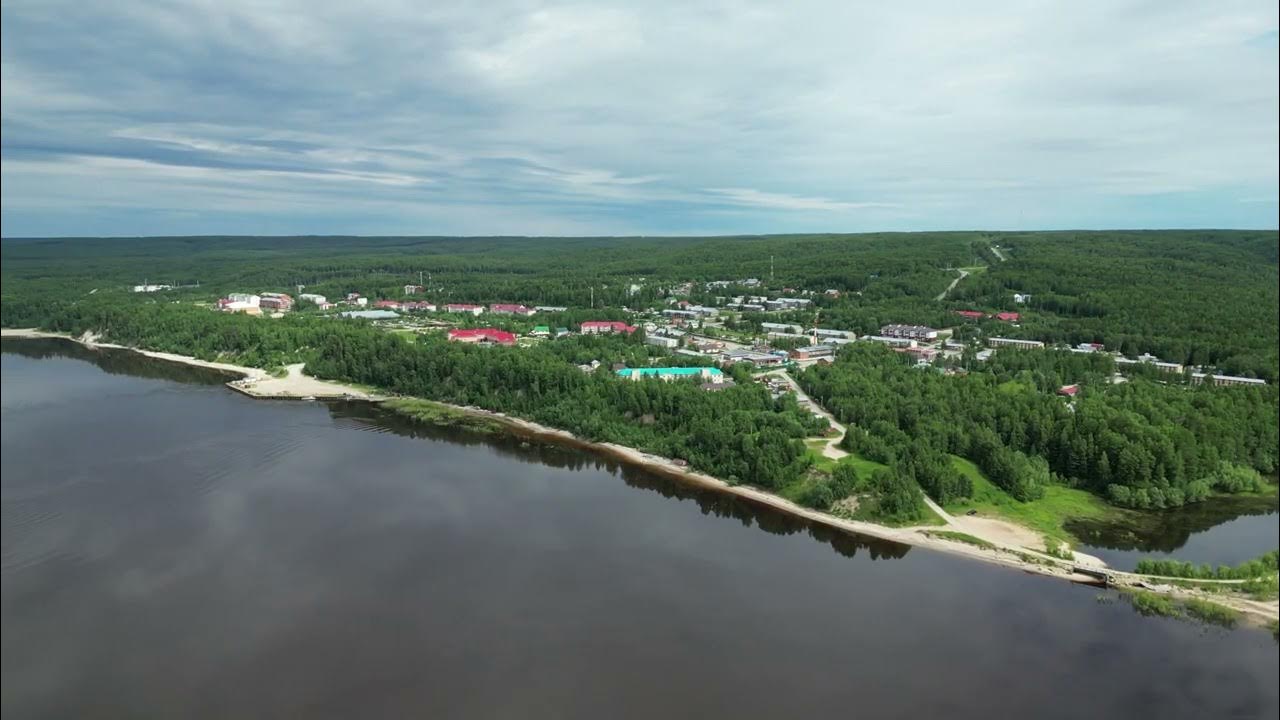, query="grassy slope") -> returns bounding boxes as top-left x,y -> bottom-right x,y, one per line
943,456 -> 1122,547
